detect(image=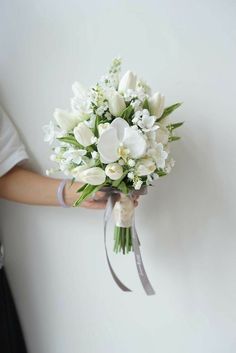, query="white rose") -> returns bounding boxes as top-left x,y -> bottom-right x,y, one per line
148,92 -> 165,119
98,123 -> 111,136
53,109 -> 80,131
118,70 -> 137,93
107,90 -> 126,116
74,122 -> 94,147
136,158 -> 156,176
105,163 -> 123,180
